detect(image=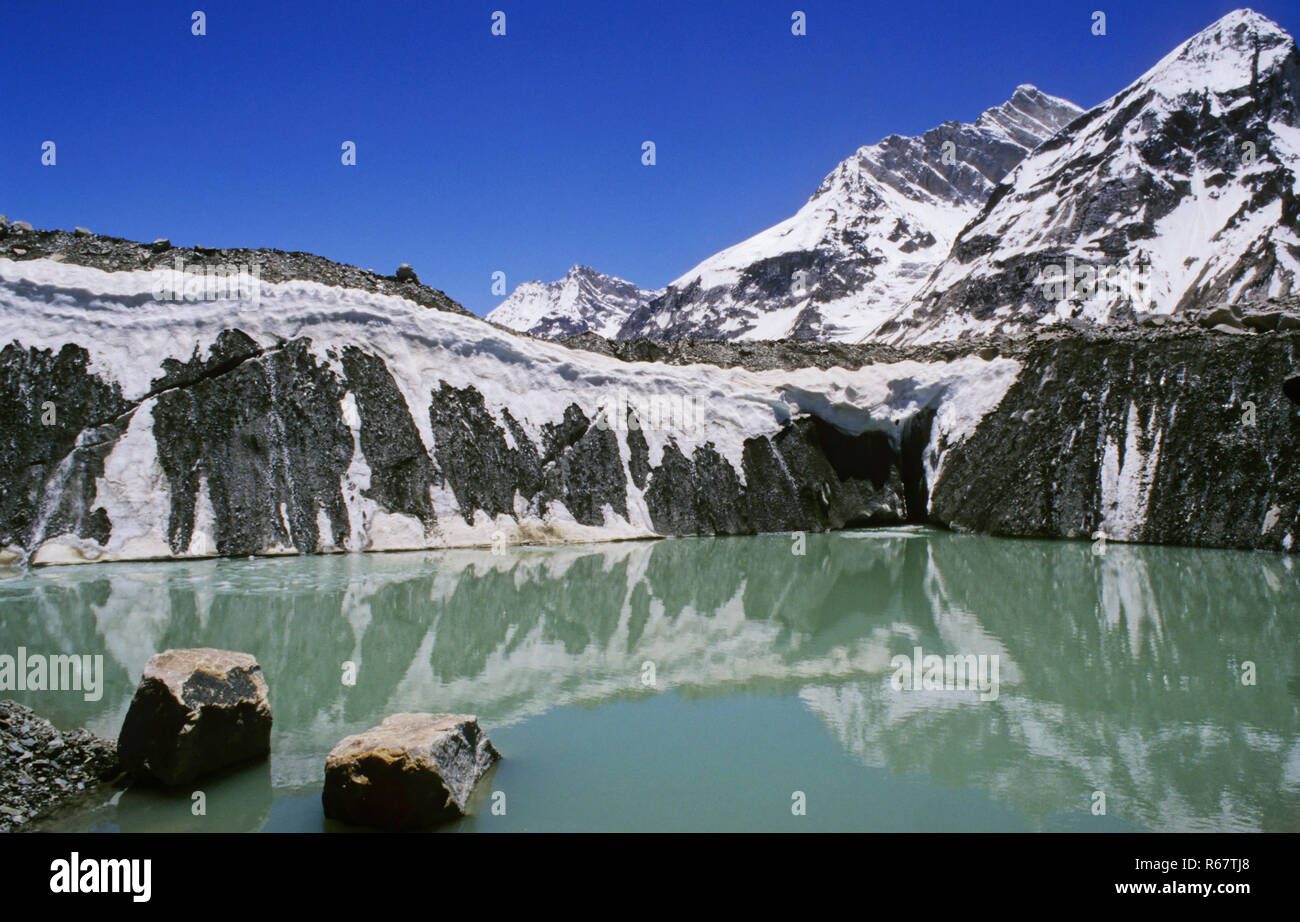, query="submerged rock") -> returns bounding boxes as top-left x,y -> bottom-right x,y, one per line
117,648 -> 272,786
322,713 -> 499,830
